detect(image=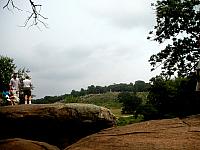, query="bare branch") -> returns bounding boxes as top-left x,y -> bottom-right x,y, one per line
3,0 -> 48,29
3,0 -> 22,11
38,19 -> 48,28
25,0 -> 48,28
11,0 -> 23,11
3,0 -> 11,9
